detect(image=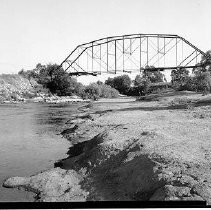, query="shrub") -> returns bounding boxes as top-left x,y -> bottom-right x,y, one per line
80,83 -> 100,100
105,75 -> 131,94
105,77 -> 115,88
170,65 -> 211,93
98,84 -> 119,98
79,83 -> 119,100
193,71 -> 211,94
73,82 -> 85,96
142,69 -> 164,83
171,68 -> 191,91
133,75 -> 151,96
